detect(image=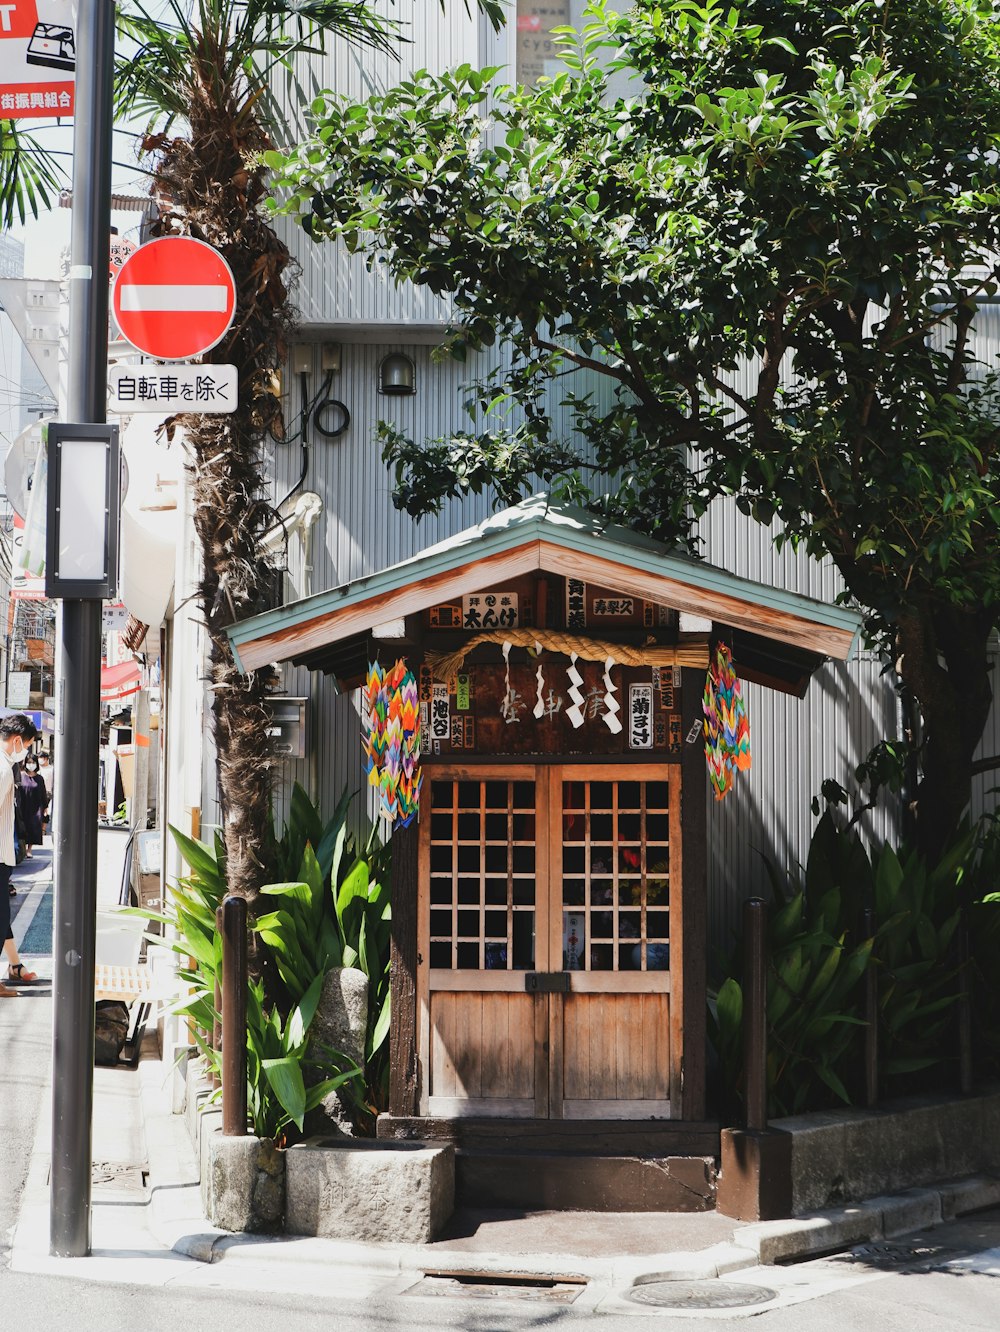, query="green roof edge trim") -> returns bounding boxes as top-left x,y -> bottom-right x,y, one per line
226,497 -> 863,670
